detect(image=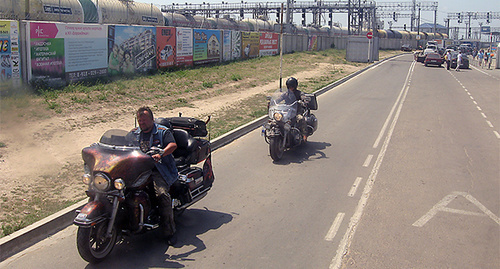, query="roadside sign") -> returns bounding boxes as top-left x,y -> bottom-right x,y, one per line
416,34 -> 421,40
481,26 -> 491,33
366,31 -> 373,39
